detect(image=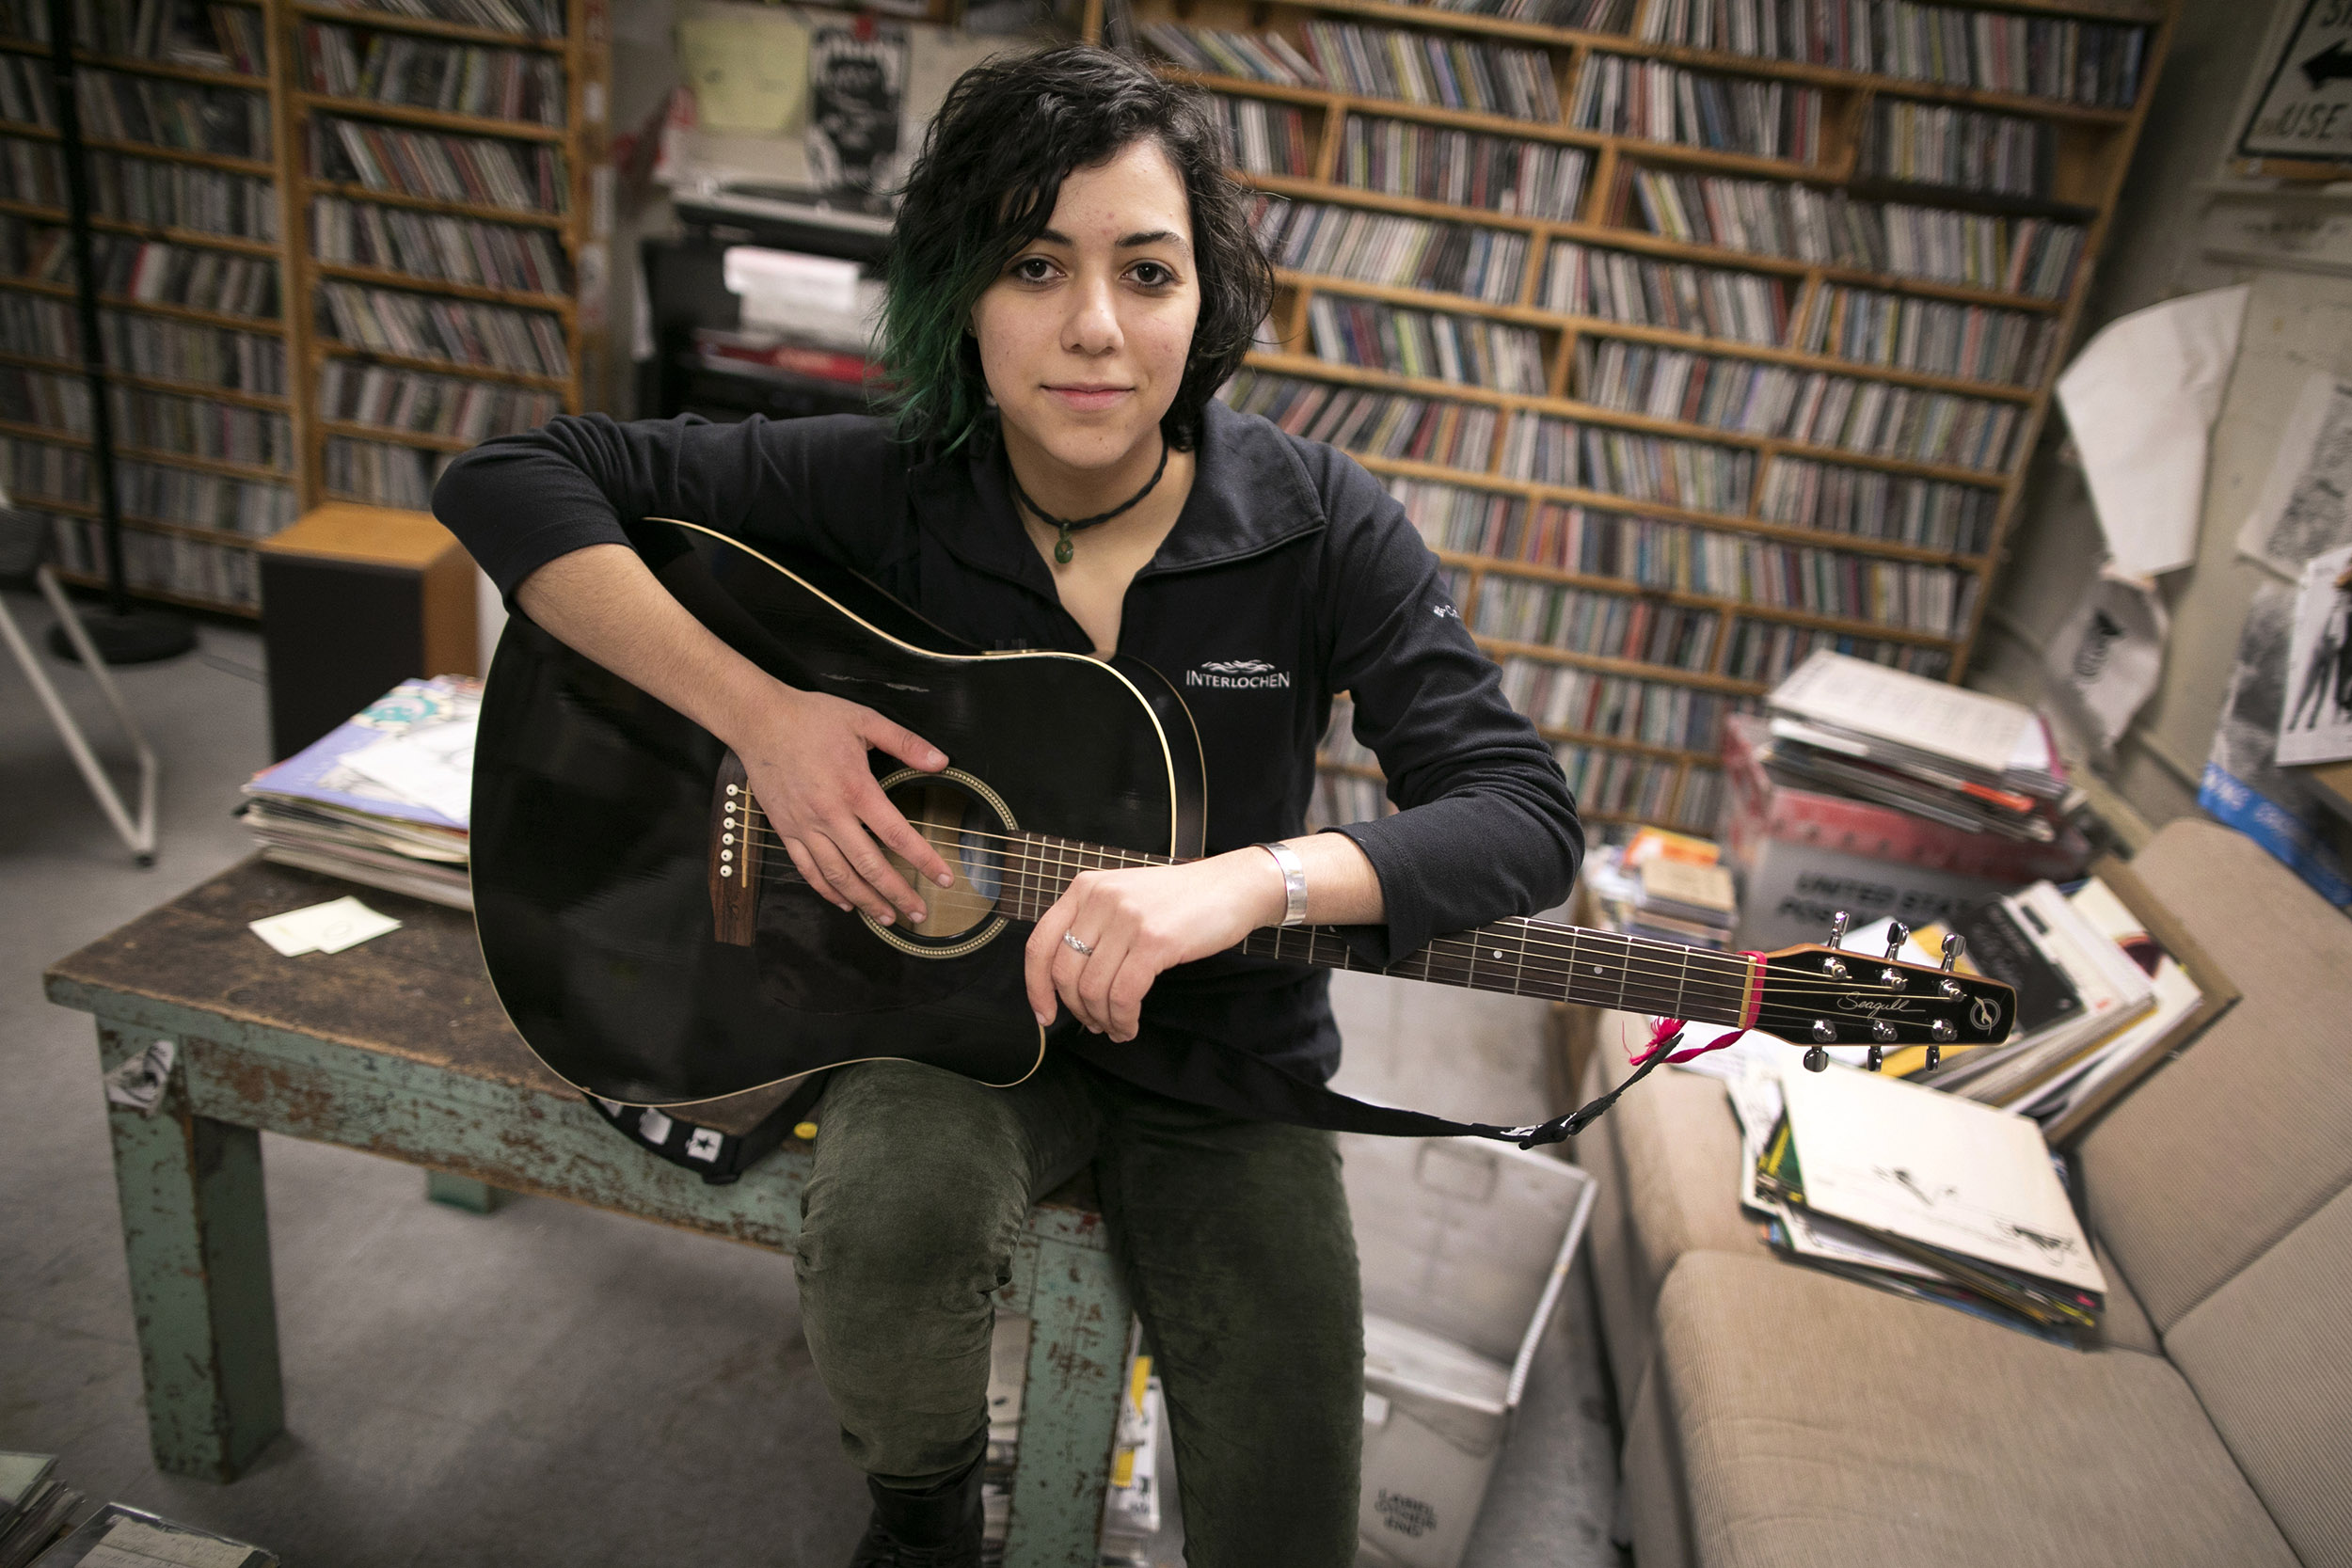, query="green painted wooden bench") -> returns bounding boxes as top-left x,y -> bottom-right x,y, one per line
43,856 -> 1131,1568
